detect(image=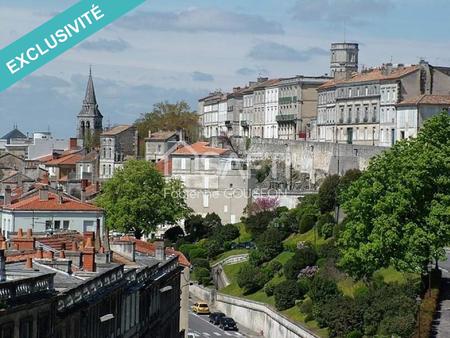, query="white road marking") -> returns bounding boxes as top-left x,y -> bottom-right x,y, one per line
203,333 -> 211,337
224,332 -> 233,336
213,333 -> 221,336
